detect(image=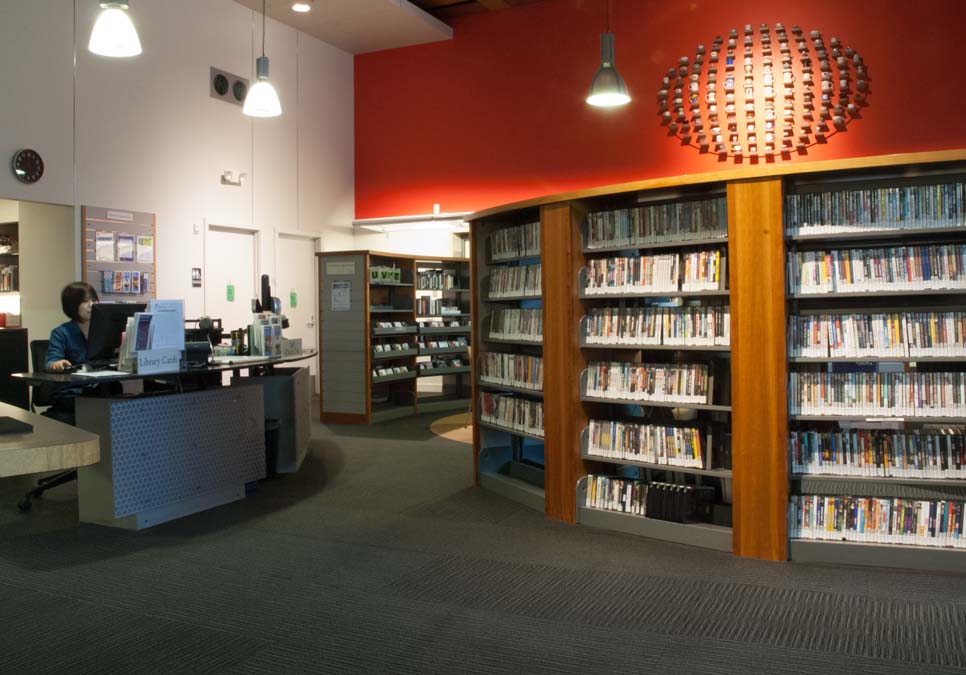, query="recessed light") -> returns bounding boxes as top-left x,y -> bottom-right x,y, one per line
291,1 -> 311,12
